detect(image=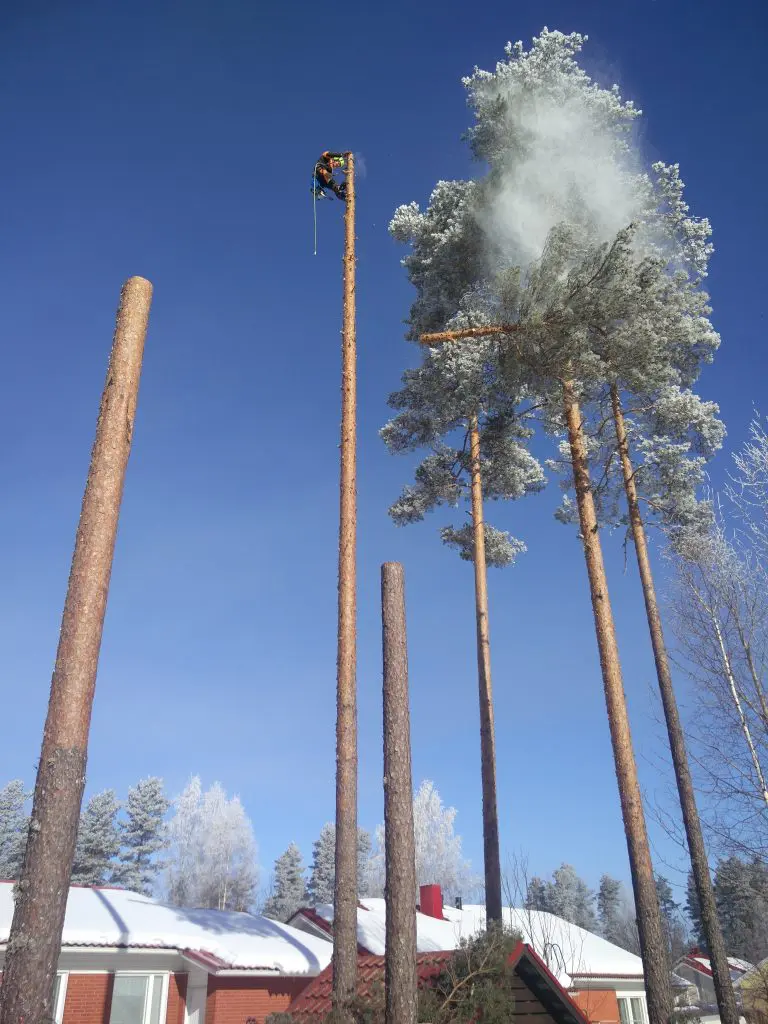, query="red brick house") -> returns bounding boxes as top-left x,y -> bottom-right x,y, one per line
287,941 -> 591,1024
0,882 -> 331,1024
288,885 -> 650,1024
